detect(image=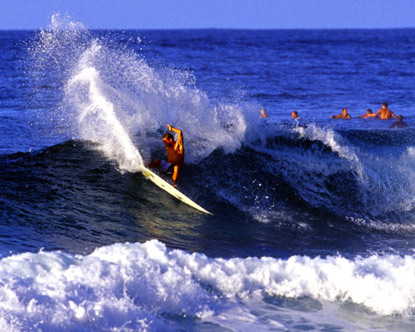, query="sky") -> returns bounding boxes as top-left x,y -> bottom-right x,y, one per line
1,0 -> 415,30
